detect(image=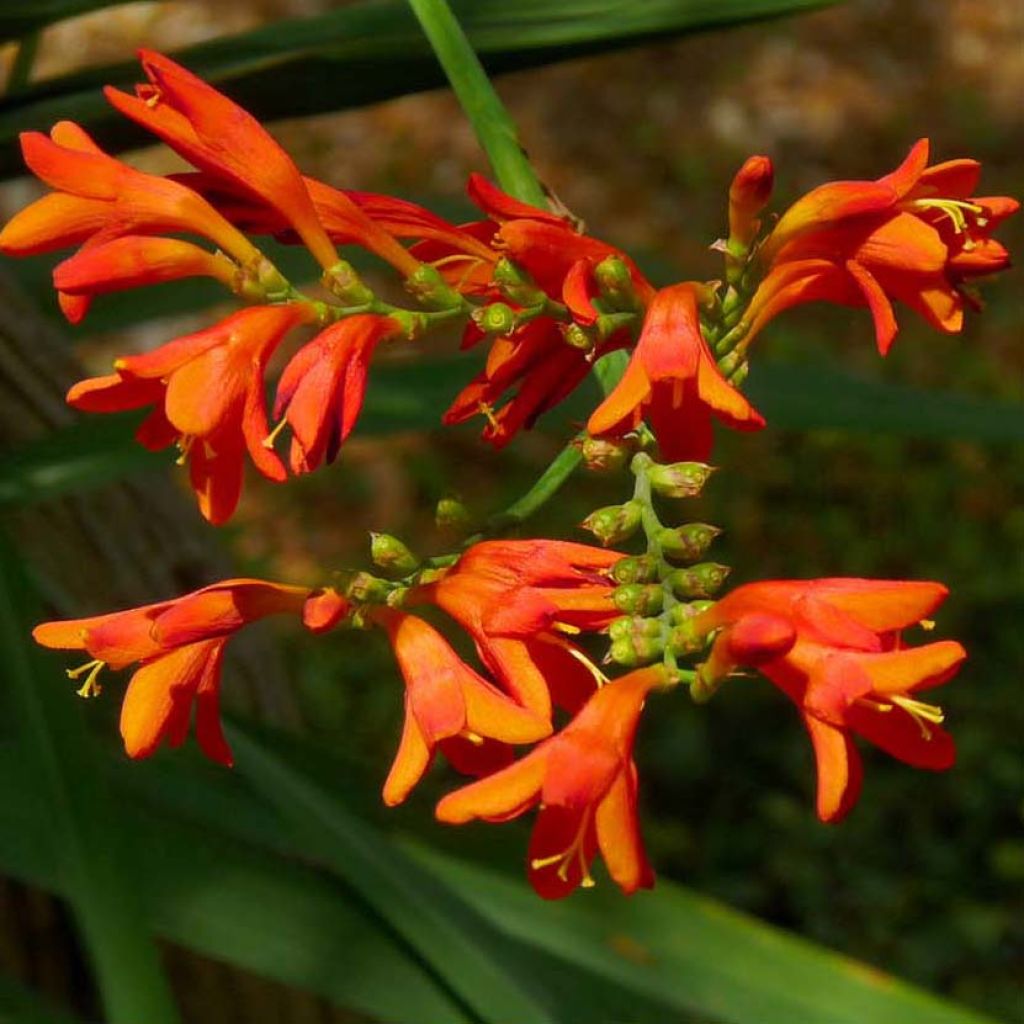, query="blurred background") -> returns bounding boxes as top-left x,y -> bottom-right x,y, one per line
0,1 -> 1020,1022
